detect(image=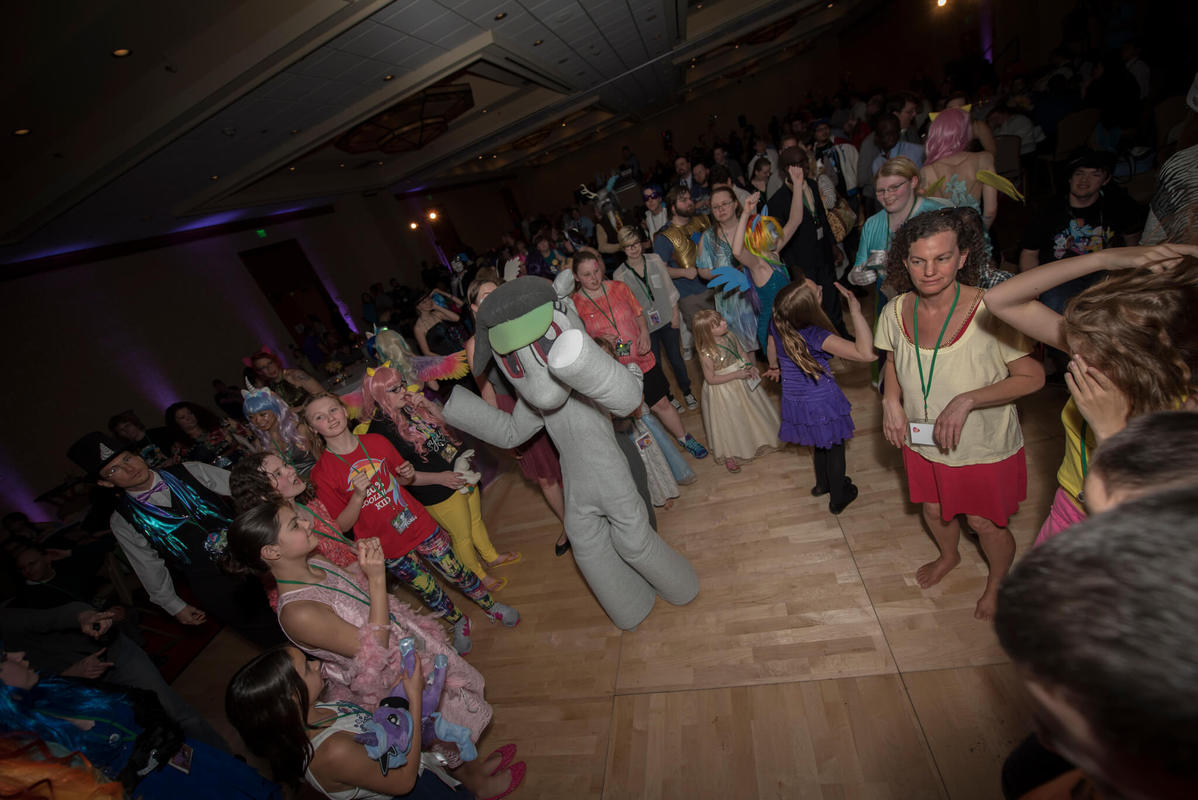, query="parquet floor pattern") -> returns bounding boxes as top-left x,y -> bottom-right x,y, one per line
177,354 -> 1064,799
